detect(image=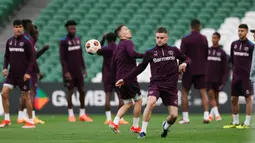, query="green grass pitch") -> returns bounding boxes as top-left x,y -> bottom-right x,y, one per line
0,114 -> 253,143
